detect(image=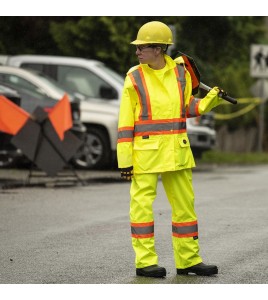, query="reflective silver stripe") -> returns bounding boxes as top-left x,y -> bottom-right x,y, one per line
134,121 -> 186,134
172,223 -> 198,235
177,65 -> 186,91
131,224 -> 154,235
131,69 -> 149,120
188,98 -> 198,116
118,129 -> 134,139
176,65 -> 186,117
